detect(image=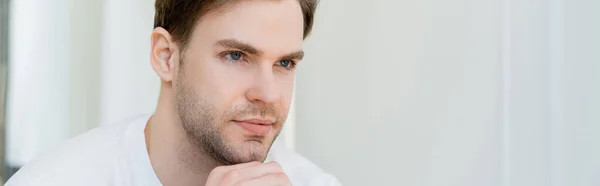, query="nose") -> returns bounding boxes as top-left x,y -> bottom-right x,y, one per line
245,69 -> 281,104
